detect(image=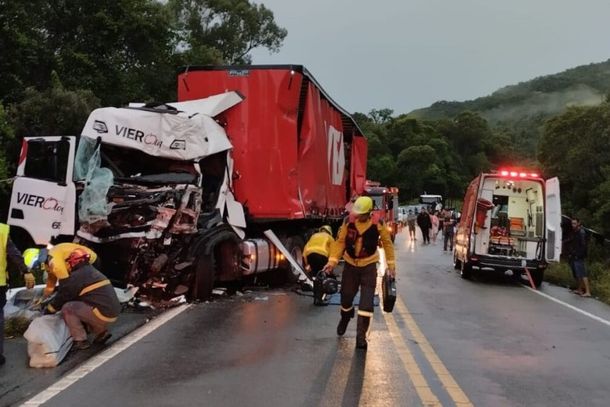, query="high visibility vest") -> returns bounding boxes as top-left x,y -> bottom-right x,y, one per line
0,223 -> 10,286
